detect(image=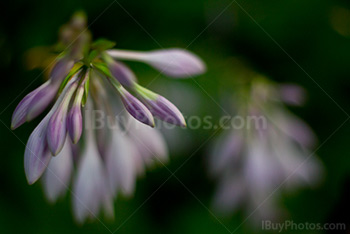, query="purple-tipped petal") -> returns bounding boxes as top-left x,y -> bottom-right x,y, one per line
67,86 -> 84,144
50,58 -> 74,85
107,48 -> 206,78
67,106 -> 83,144
47,82 -> 78,155
26,83 -> 58,121
279,84 -> 306,106
11,85 -> 43,129
119,87 -> 154,127
42,137 -> 73,203
24,117 -> 52,185
107,59 -> 137,88
145,96 -> 186,127
47,107 -> 68,155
